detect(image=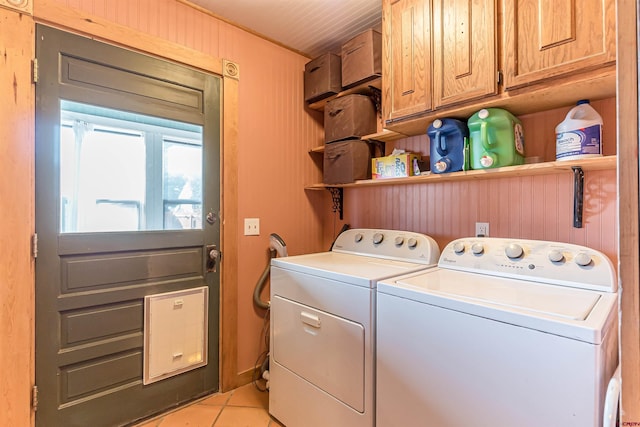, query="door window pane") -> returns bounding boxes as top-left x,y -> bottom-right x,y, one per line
163,139 -> 203,230
60,101 -> 203,233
